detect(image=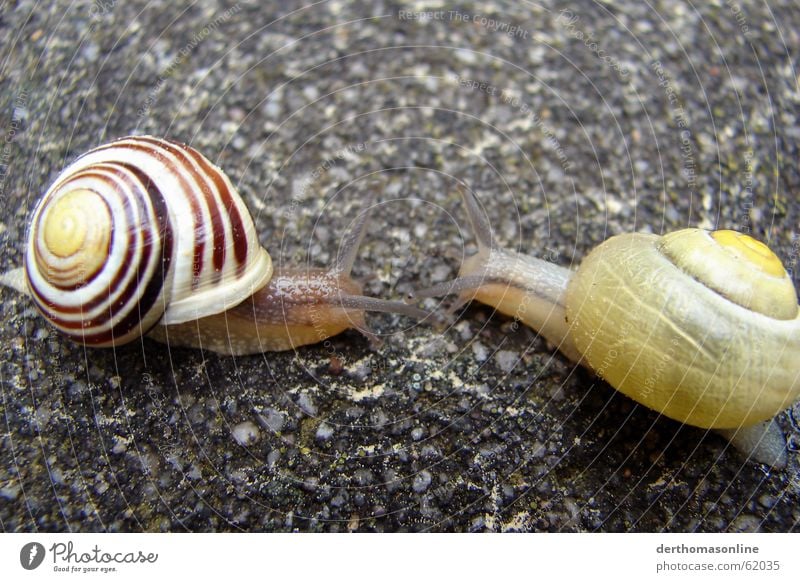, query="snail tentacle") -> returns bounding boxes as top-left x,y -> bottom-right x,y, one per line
410,182 -> 497,303
458,182 -> 497,250
336,294 -> 429,319
331,192 -> 374,277
414,185 -> 577,359
327,187 -> 430,319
